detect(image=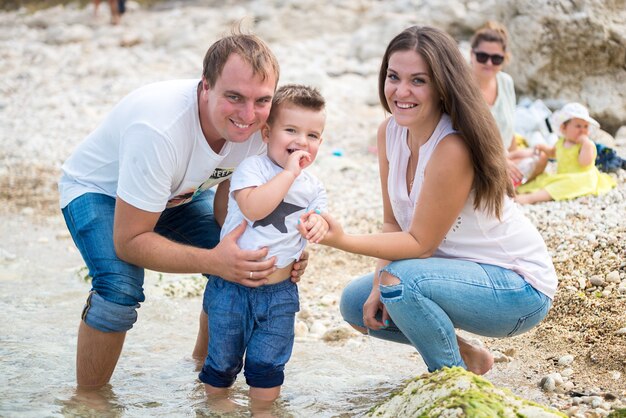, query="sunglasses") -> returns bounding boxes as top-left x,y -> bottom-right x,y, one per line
473,50 -> 505,65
